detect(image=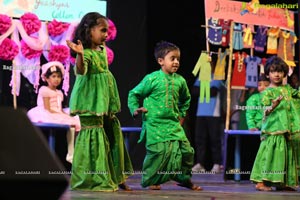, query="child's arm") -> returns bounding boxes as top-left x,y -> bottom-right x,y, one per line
246,95 -> 259,131
178,79 -> 191,119
133,107 -> 148,117
43,97 -> 60,113
128,75 -> 151,117
264,95 -> 283,116
66,40 -> 85,75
